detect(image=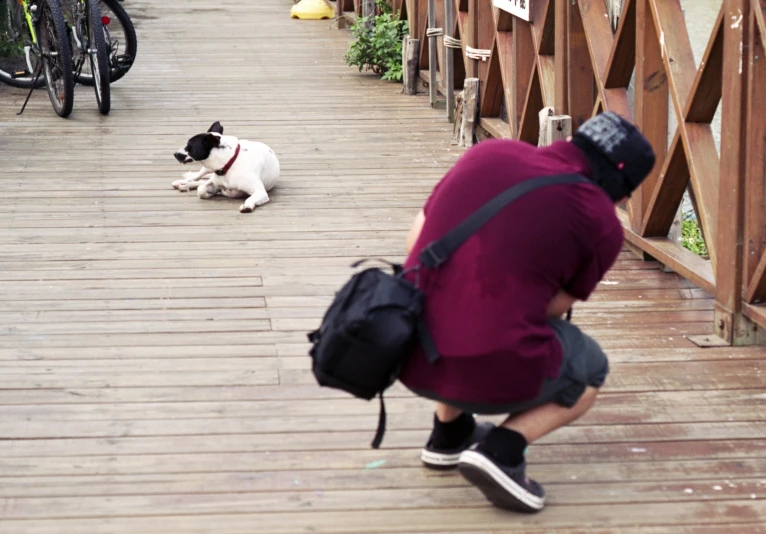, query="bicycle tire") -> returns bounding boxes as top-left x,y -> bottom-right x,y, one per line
0,1 -> 45,88
38,0 -> 74,117
75,0 -> 135,85
86,0 -> 110,113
